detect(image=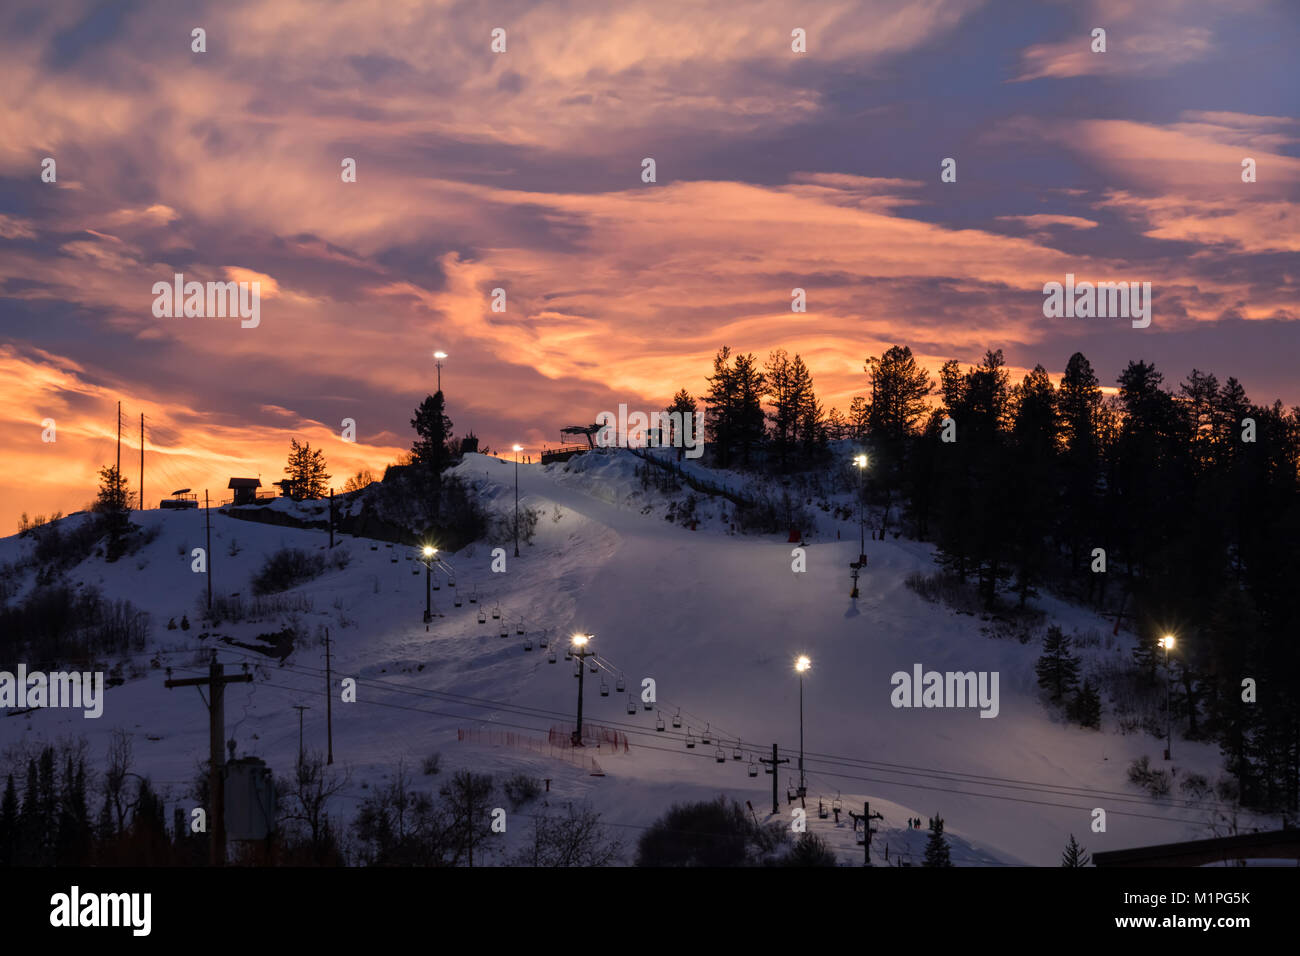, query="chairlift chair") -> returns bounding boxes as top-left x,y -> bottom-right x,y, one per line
500,624 -> 509,638
748,760 -> 759,778
818,801 -> 829,820
655,714 -> 665,732
832,795 -> 843,813
588,658 -> 598,673
671,709 -> 682,729
516,621 -> 524,635
469,586 -> 478,604
600,679 -> 609,697
732,741 -> 743,761
643,697 -> 652,711
547,648 -> 557,663
492,603 -> 501,620
685,731 -> 696,749
615,674 -> 626,693
411,565 -> 419,575
702,724 -> 711,745
715,747 -> 725,764
477,609 -> 487,624
523,636 -> 533,651
626,695 -> 636,715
